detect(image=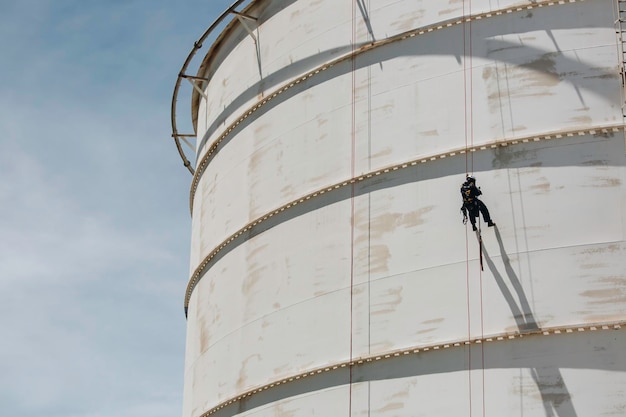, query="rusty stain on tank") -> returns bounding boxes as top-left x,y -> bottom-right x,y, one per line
273,363 -> 290,376
272,403 -> 296,417
352,284 -> 367,296
529,176 -> 551,194
582,289 -> 626,305
579,244 -> 621,255
371,147 -> 393,159
367,244 -> 390,273
236,354 -> 261,391
375,384 -> 412,412
492,146 -> 537,168
246,242 -> 269,260
368,207 -> 434,237
584,313 -> 624,323
581,159 -> 609,166
243,263 -> 264,299
582,288 -> 620,299
486,43 -> 525,57
570,115 -> 592,126
391,9 -> 425,33
423,317 -> 444,324
517,371 -> 573,408
591,177 -> 622,187
485,53 -> 563,106
600,276 -> 626,286
416,327 -> 436,335
377,401 -> 404,412
579,262 -> 608,270
376,382 -> 417,415
372,286 -> 403,315
199,315 -> 210,353
522,53 -> 560,84
281,183 -> 296,200
420,129 -> 439,137
438,8 -> 457,16
584,72 -> 619,80
375,101 -> 396,115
